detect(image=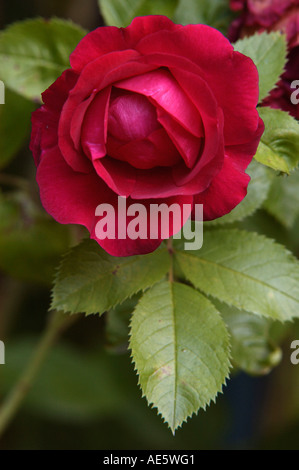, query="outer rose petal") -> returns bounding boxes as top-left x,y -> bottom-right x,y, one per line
136,26 -> 260,145
30,69 -> 78,165
70,15 -> 180,72
36,146 -> 111,230
225,117 -> 265,171
36,145 -> 192,257
193,155 -> 250,221
196,117 -> 264,220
